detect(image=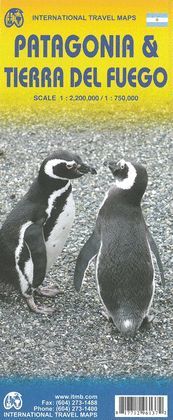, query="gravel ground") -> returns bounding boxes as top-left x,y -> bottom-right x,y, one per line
0,108 -> 172,378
